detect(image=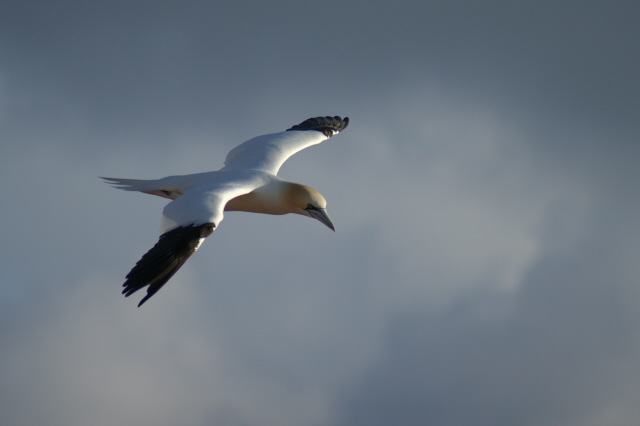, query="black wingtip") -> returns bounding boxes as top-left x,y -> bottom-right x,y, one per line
121,222 -> 216,307
137,295 -> 152,307
286,116 -> 349,138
